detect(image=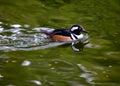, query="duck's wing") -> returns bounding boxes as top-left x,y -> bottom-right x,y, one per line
33,27 -> 55,35
51,29 -> 71,36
